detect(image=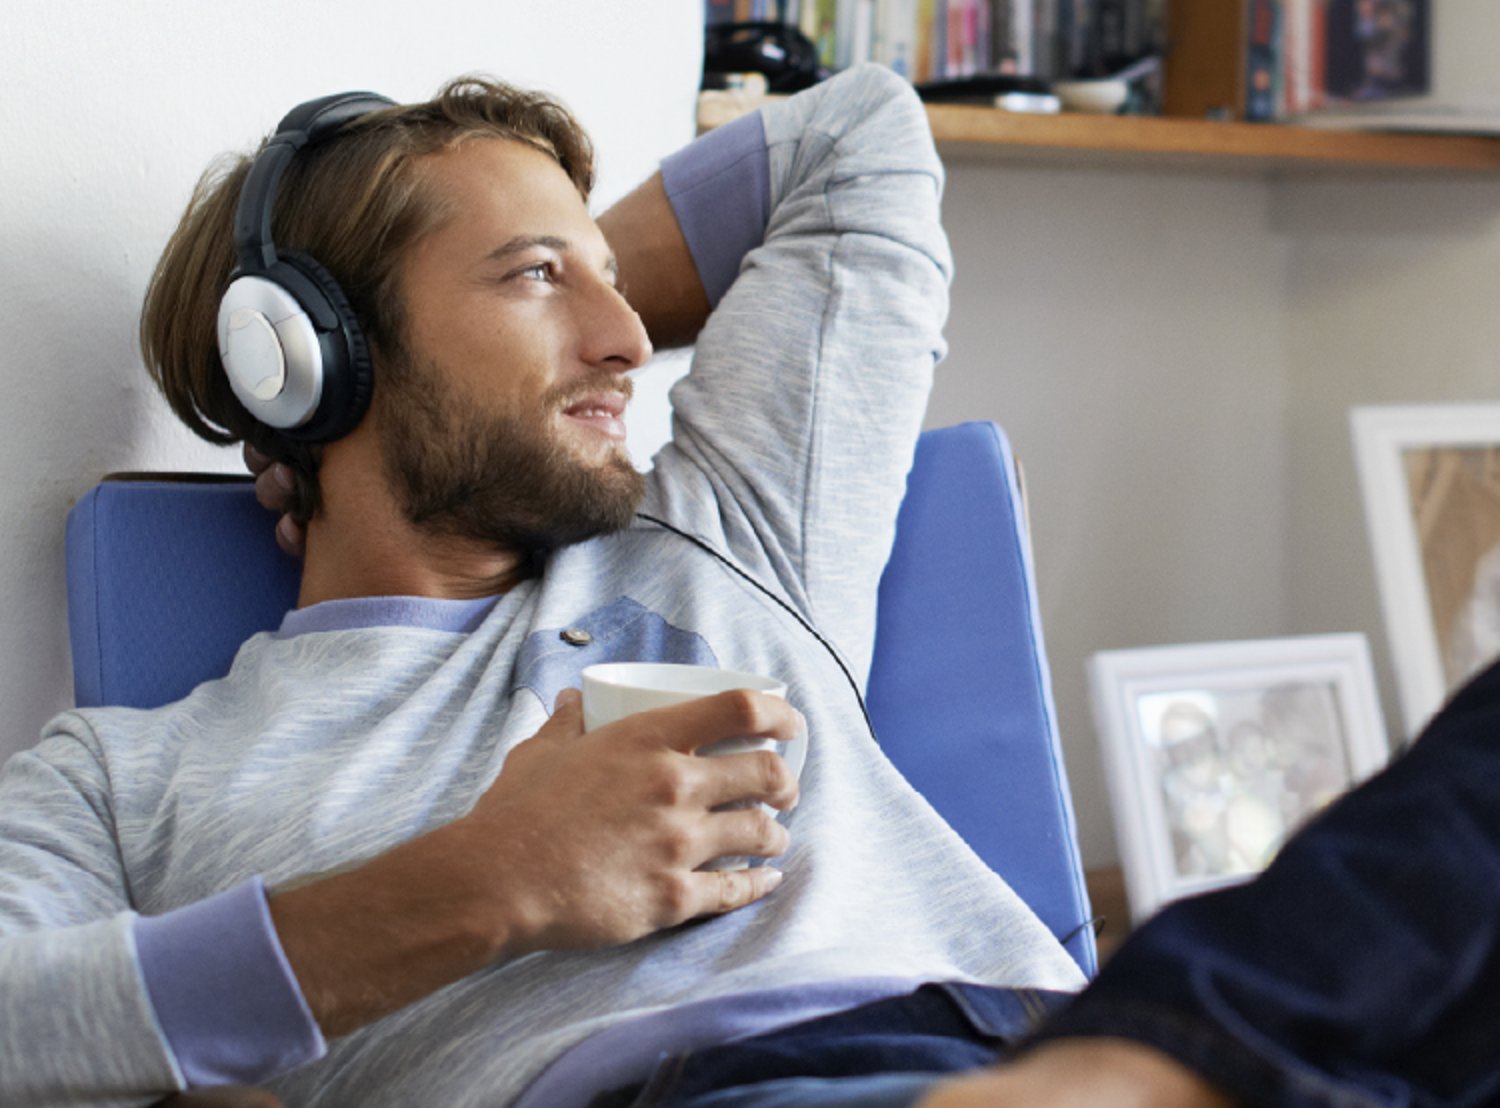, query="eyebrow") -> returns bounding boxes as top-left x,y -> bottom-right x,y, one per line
484,234 -> 619,280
